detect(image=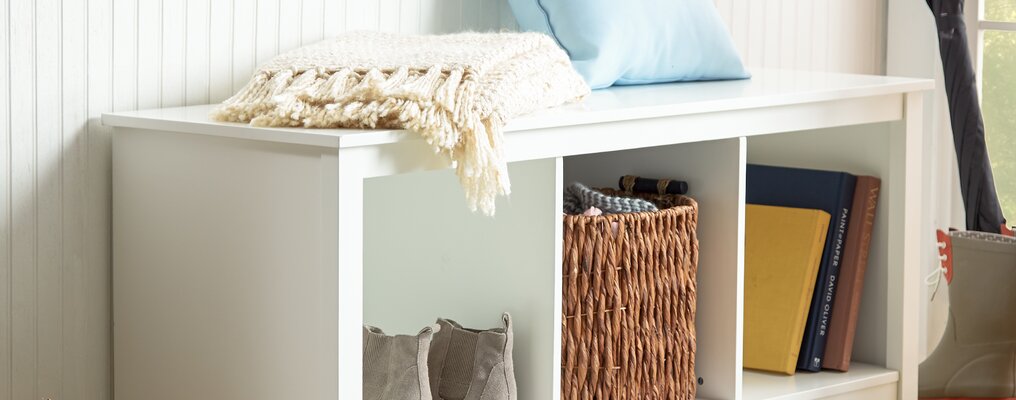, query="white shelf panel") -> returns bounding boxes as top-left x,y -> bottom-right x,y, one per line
742,363 -> 899,400
101,69 -> 933,149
